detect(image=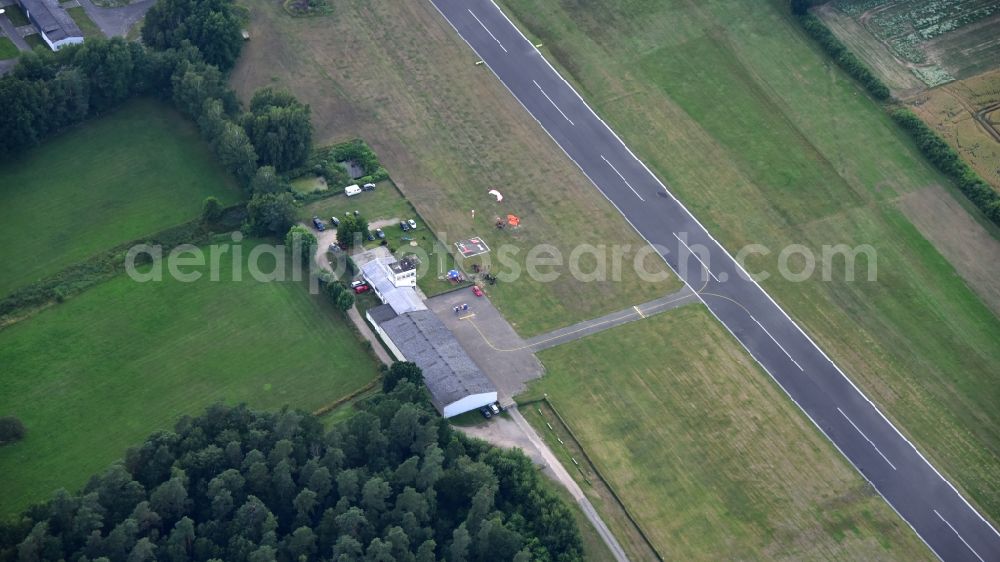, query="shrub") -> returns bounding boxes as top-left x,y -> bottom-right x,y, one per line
202,196 -> 223,222
0,416 -> 26,446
